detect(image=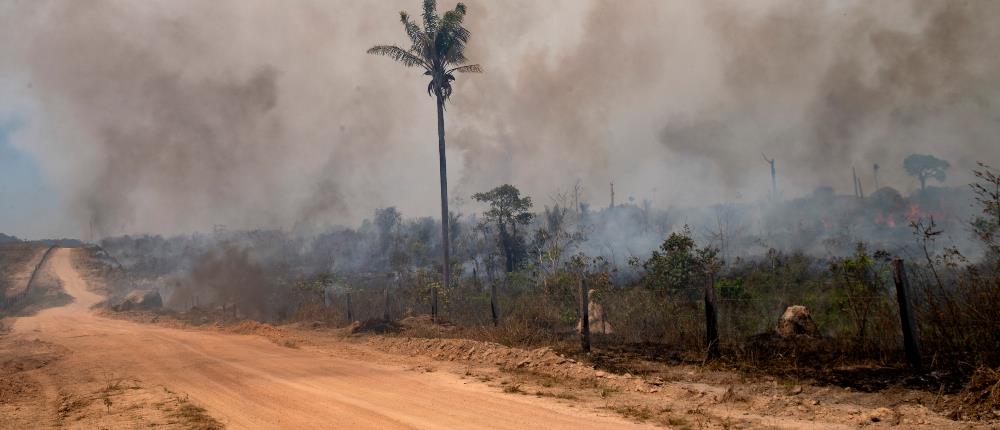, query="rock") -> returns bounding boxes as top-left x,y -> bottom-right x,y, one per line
788,385 -> 803,395
776,305 -> 819,338
112,290 -> 162,311
867,407 -> 898,424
